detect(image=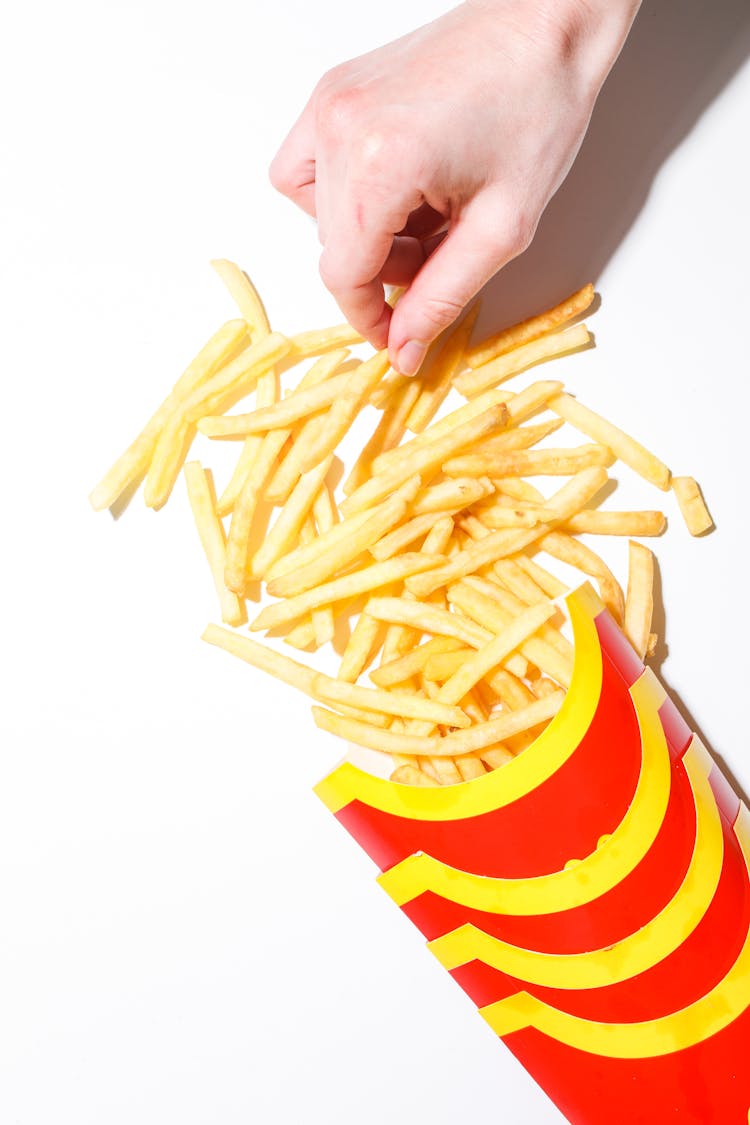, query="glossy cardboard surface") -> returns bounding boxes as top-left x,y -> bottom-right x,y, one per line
317,585 -> 750,1124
